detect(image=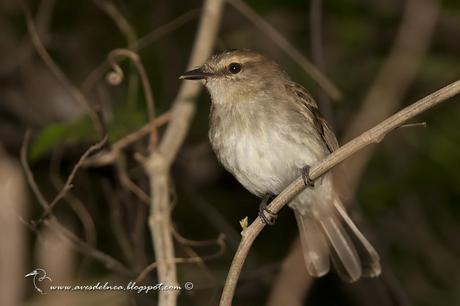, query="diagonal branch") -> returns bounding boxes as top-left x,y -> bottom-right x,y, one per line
218,80 -> 460,306
20,131 -> 132,276
38,137 -> 107,221
145,1 -> 225,306
227,0 -> 342,101
158,0 -> 225,164
81,9 -> 200,94
21,0 -> 105,134
82,111 -> 171,167
341,0 -> 440,196
267,1 -> 440,304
